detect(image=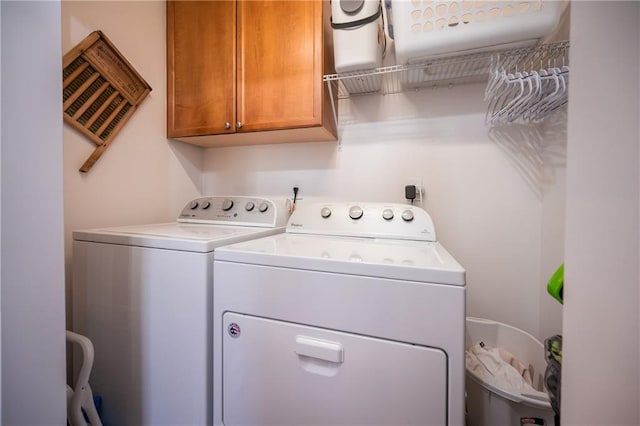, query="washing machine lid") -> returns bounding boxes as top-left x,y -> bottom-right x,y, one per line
73,223 -> 285,253
214,233 -> 465,285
